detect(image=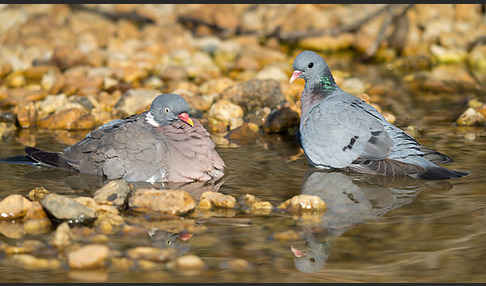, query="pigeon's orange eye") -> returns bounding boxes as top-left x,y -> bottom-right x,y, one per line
308,62 -> 314,68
